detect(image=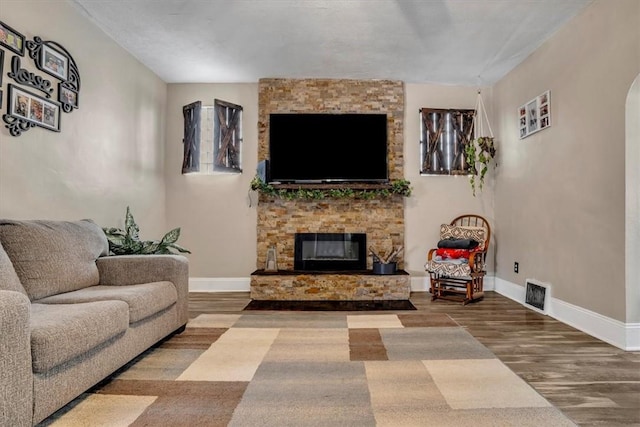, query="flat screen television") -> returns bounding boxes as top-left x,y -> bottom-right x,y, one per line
268,113 -> 388,183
